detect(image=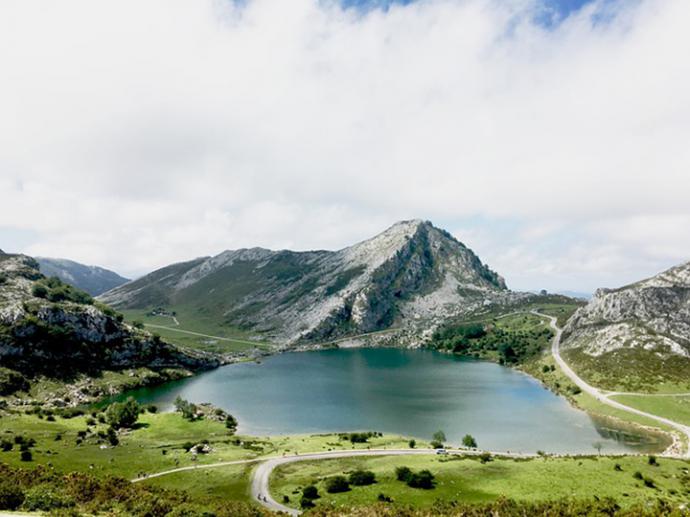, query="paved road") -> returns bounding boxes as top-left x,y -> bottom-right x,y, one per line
538,311 -> 690,458
250,448 -> 533,515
